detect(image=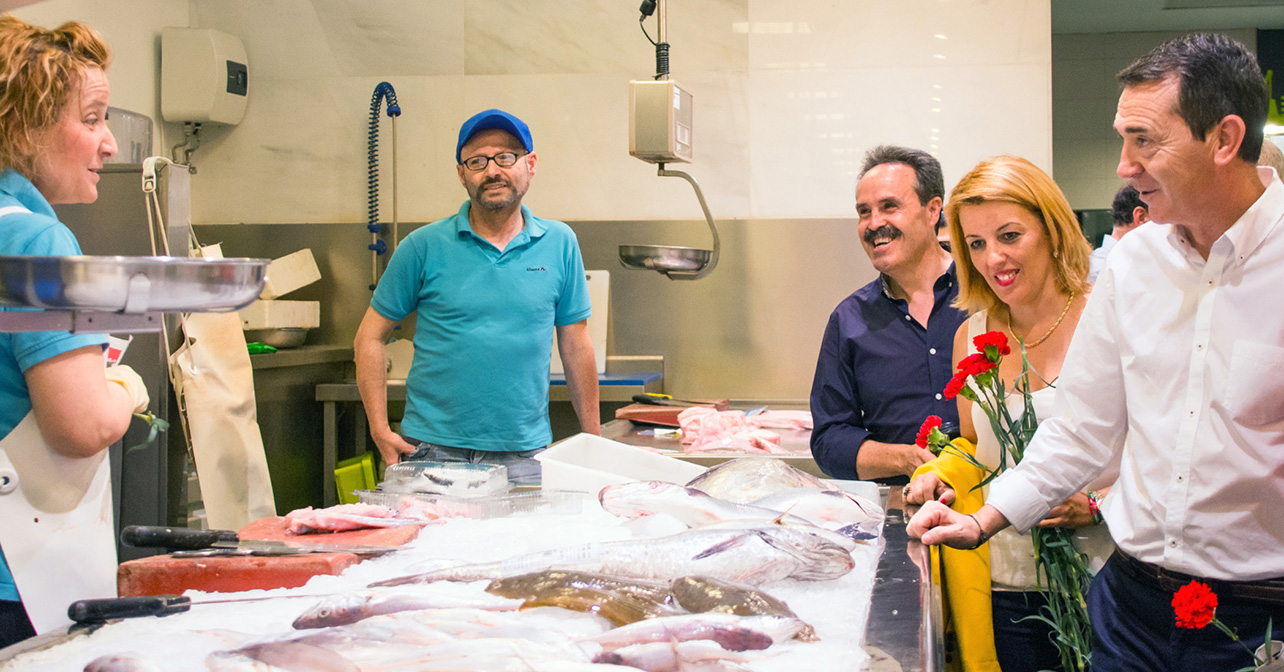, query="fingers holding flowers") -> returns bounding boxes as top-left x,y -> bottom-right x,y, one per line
1035,492 -> 1095,529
